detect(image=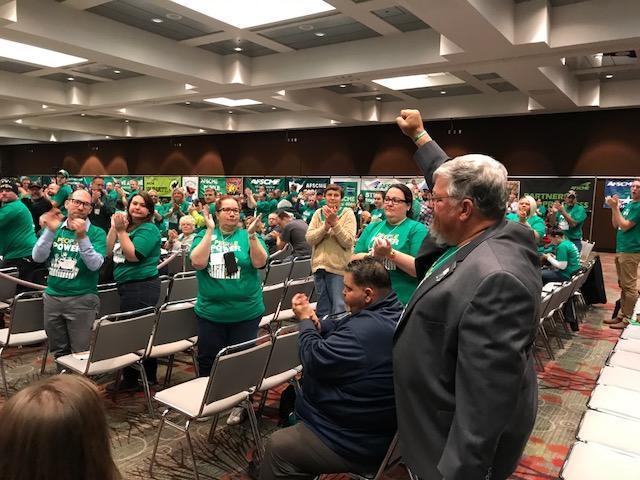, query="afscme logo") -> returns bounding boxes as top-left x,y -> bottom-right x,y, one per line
606,181 -> 632,187
251,178 -> 279,185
